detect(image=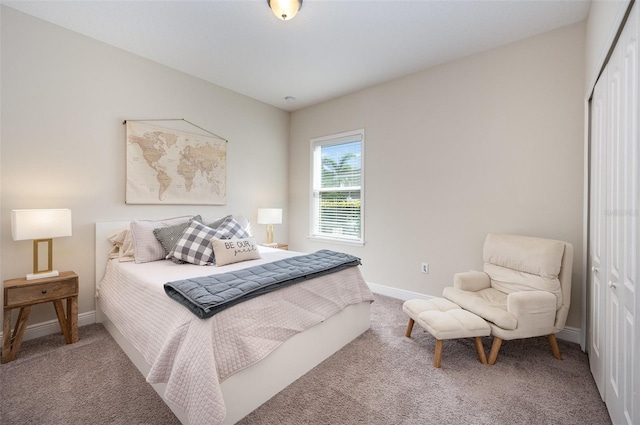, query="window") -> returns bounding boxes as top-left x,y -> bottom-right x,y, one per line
310,129 -> 364,245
